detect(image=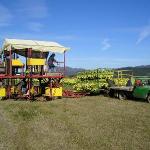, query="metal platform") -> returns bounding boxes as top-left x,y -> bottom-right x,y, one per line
109,86 -> 134,92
